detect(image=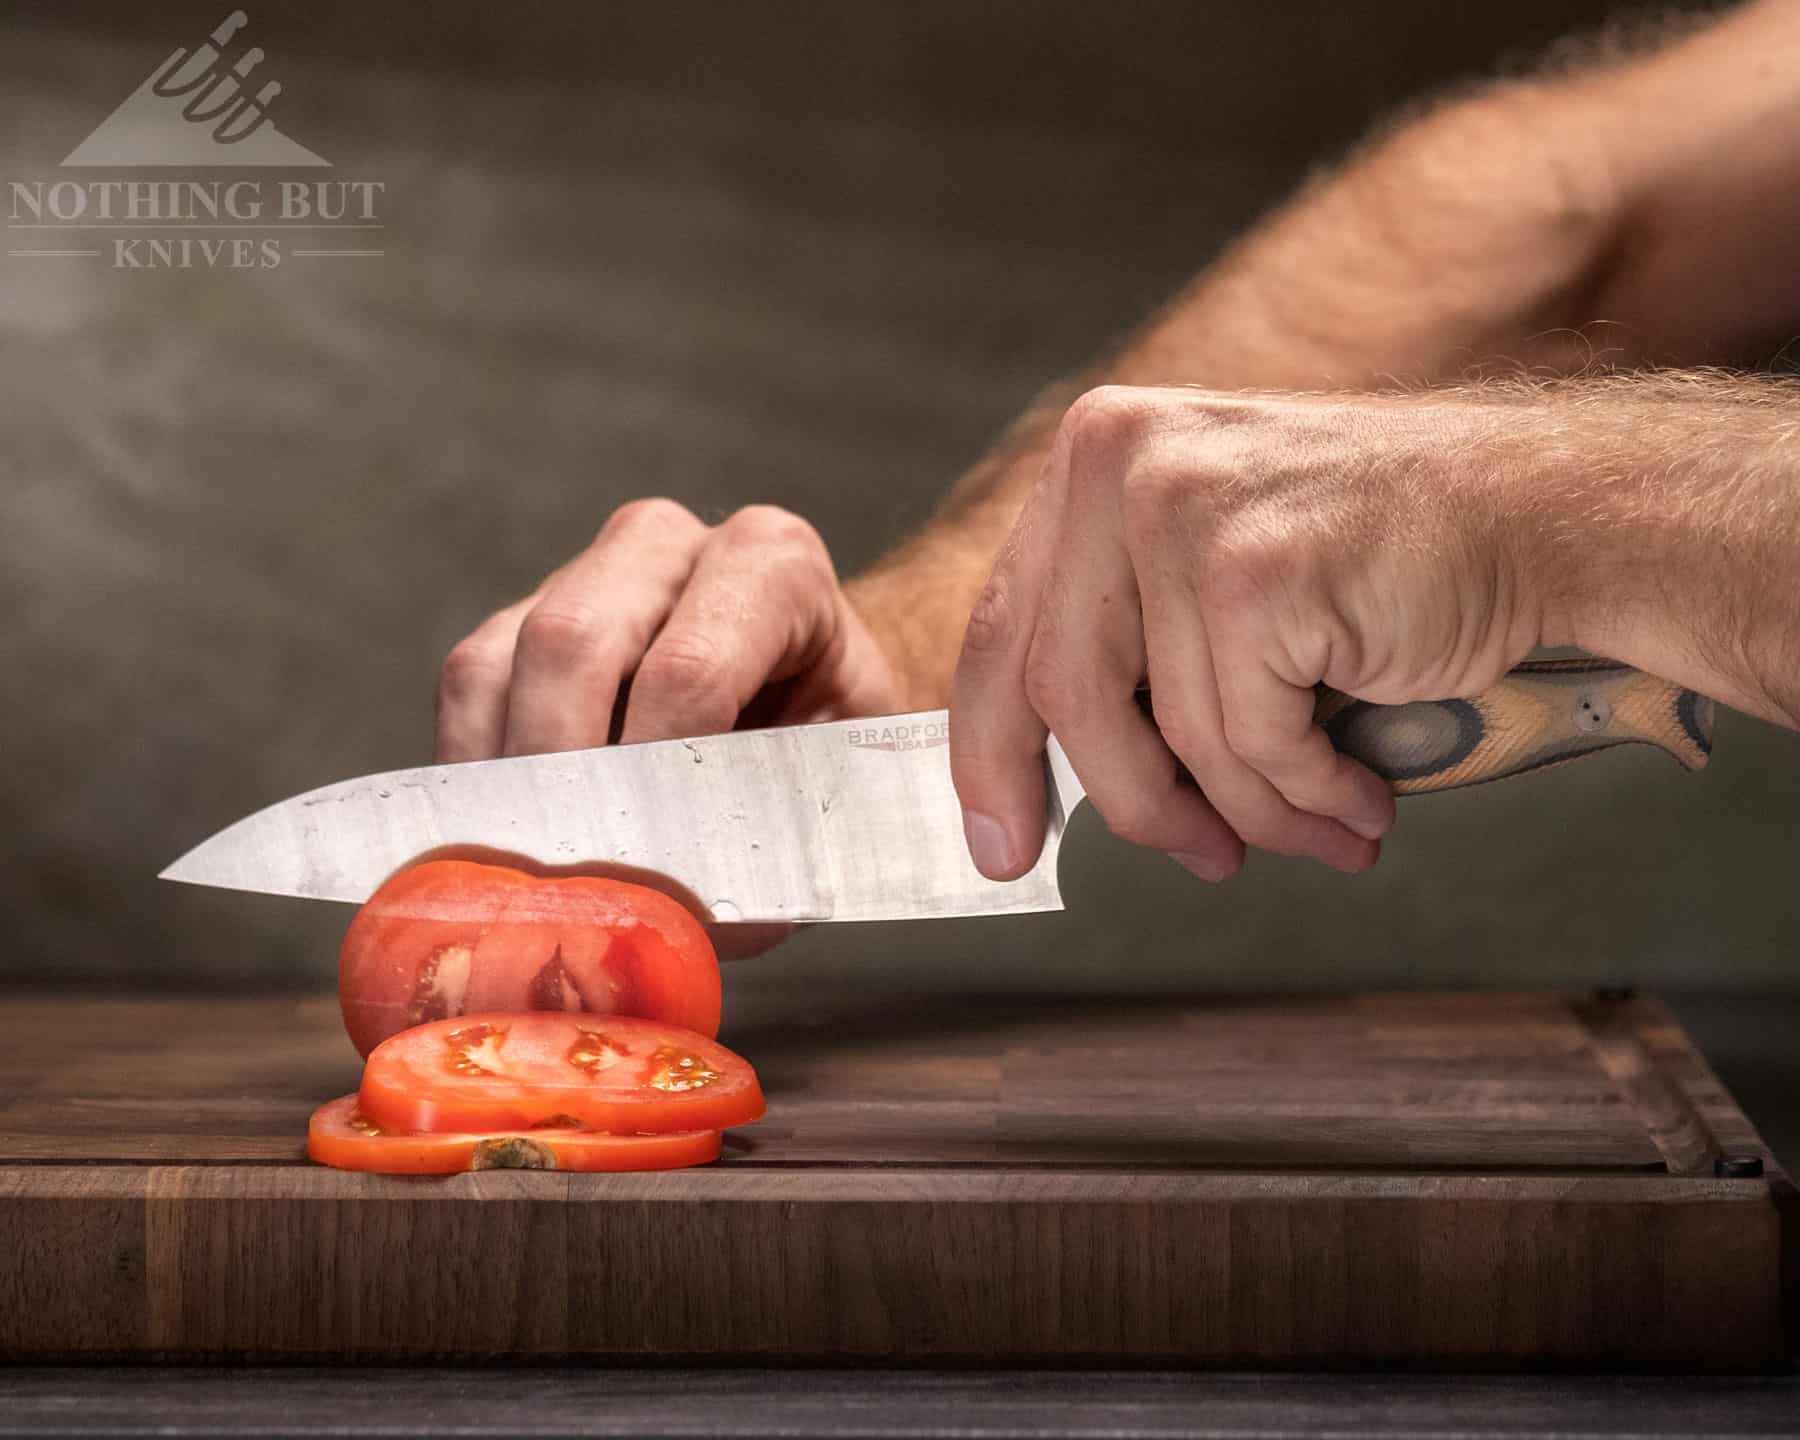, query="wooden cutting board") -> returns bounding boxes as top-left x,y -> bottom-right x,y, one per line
0,988 -> 1789,1368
